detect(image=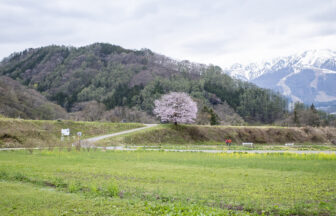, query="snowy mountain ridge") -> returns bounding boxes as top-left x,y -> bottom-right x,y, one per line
225,49 -> 336,81
224,49 -> 336,113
